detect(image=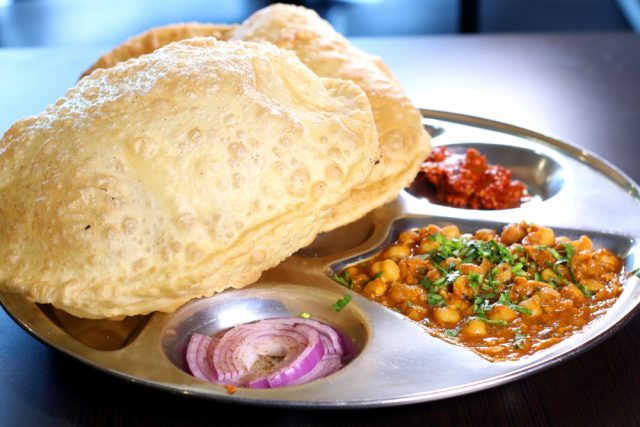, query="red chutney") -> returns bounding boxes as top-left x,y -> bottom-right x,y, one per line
420,147 -> 530,209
